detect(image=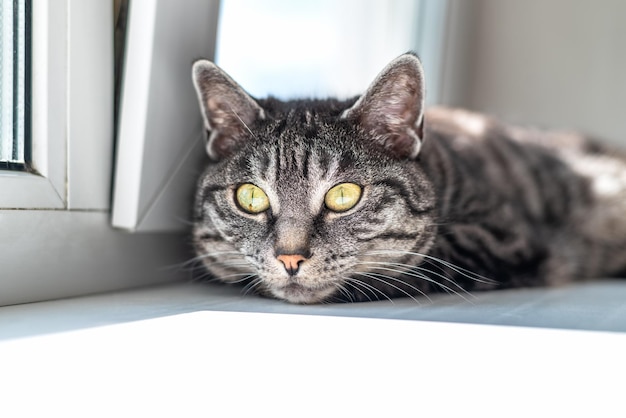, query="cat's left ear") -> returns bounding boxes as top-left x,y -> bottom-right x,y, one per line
192,60 -> 265,160
342,53 -> 425,159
